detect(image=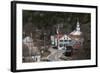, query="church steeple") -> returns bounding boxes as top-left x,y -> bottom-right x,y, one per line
76,21 -> 80,31
70,19 -> 82,37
